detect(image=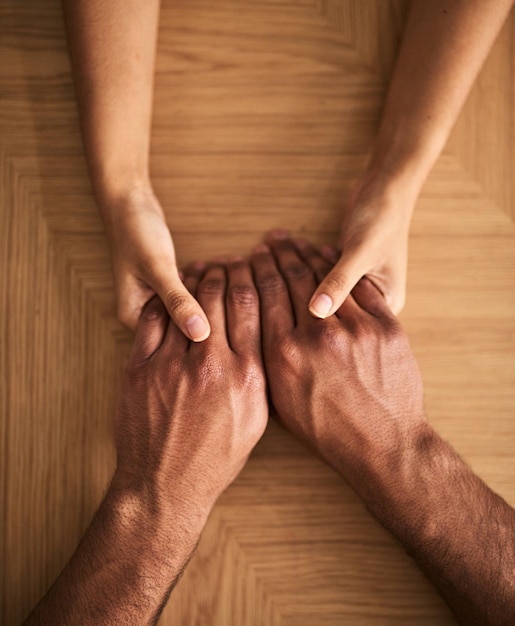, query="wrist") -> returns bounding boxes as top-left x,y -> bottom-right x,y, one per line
96,185 -> 166,239
330,420 -> 433,511
348,162 -> 421,230
88,153 -> 152,206
360,126 -> 442,203
108,472 -> 212,547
